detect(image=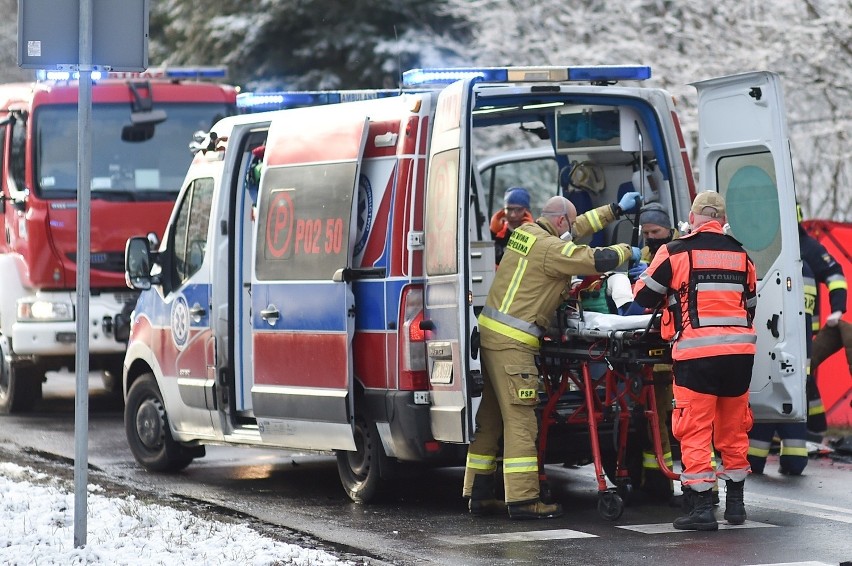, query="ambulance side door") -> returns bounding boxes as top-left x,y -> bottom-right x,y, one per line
692,71 -> 806,421
422,79 -> 478,443
250,106 -> 368,450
